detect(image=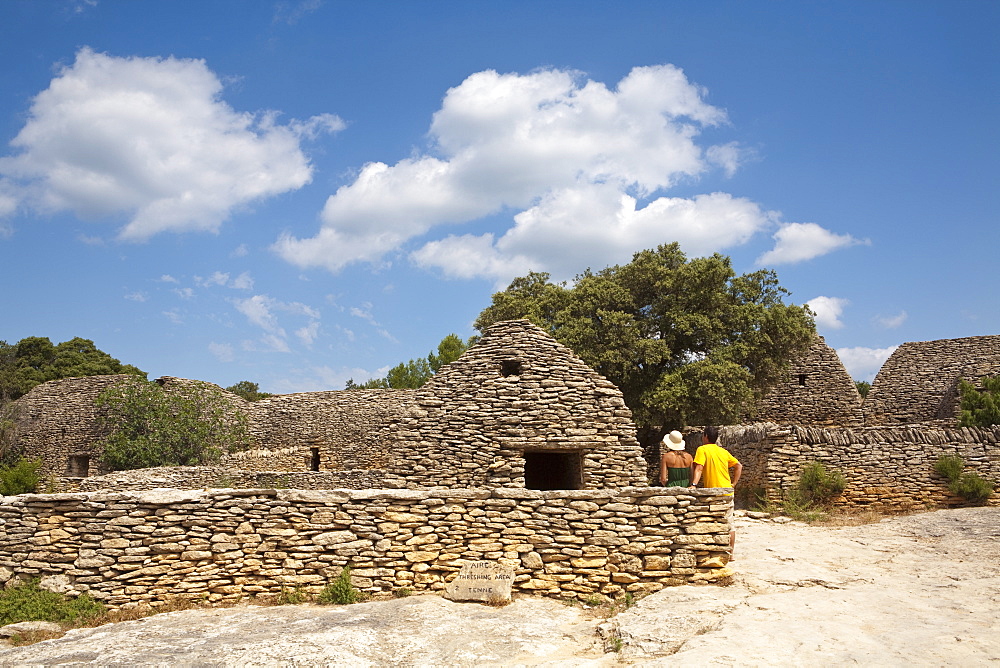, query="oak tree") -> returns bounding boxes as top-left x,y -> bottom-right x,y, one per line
475,243 -> 815,442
